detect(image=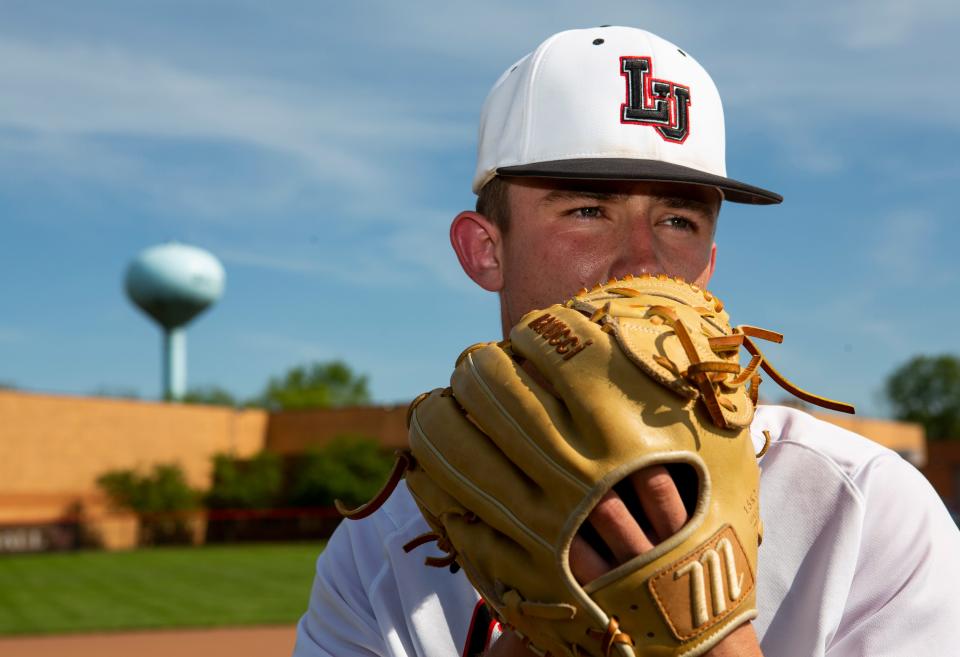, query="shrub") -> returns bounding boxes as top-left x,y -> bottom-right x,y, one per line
287,436 -> 394,508
206,451 -> 283,510
96,464 -> 199,545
